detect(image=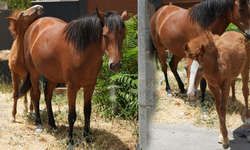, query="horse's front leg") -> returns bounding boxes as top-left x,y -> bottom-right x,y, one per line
219,82 -> 230,149
169,54 -> 186,94
208,83 -> 230,149
67,83 -> 79,145
44,80 -> 58,129
83,82 -> 96,141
